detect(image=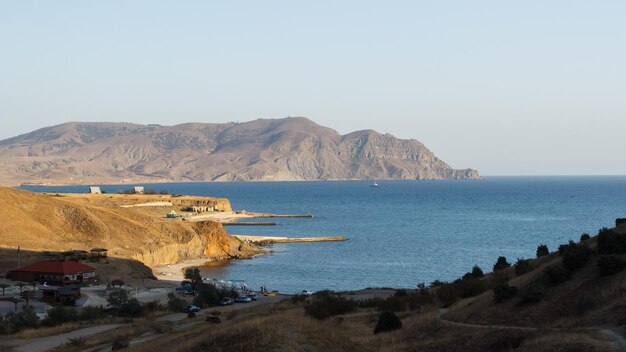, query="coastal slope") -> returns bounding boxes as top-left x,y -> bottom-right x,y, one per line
0,187 -> 259,269
0,117 -> 479,185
